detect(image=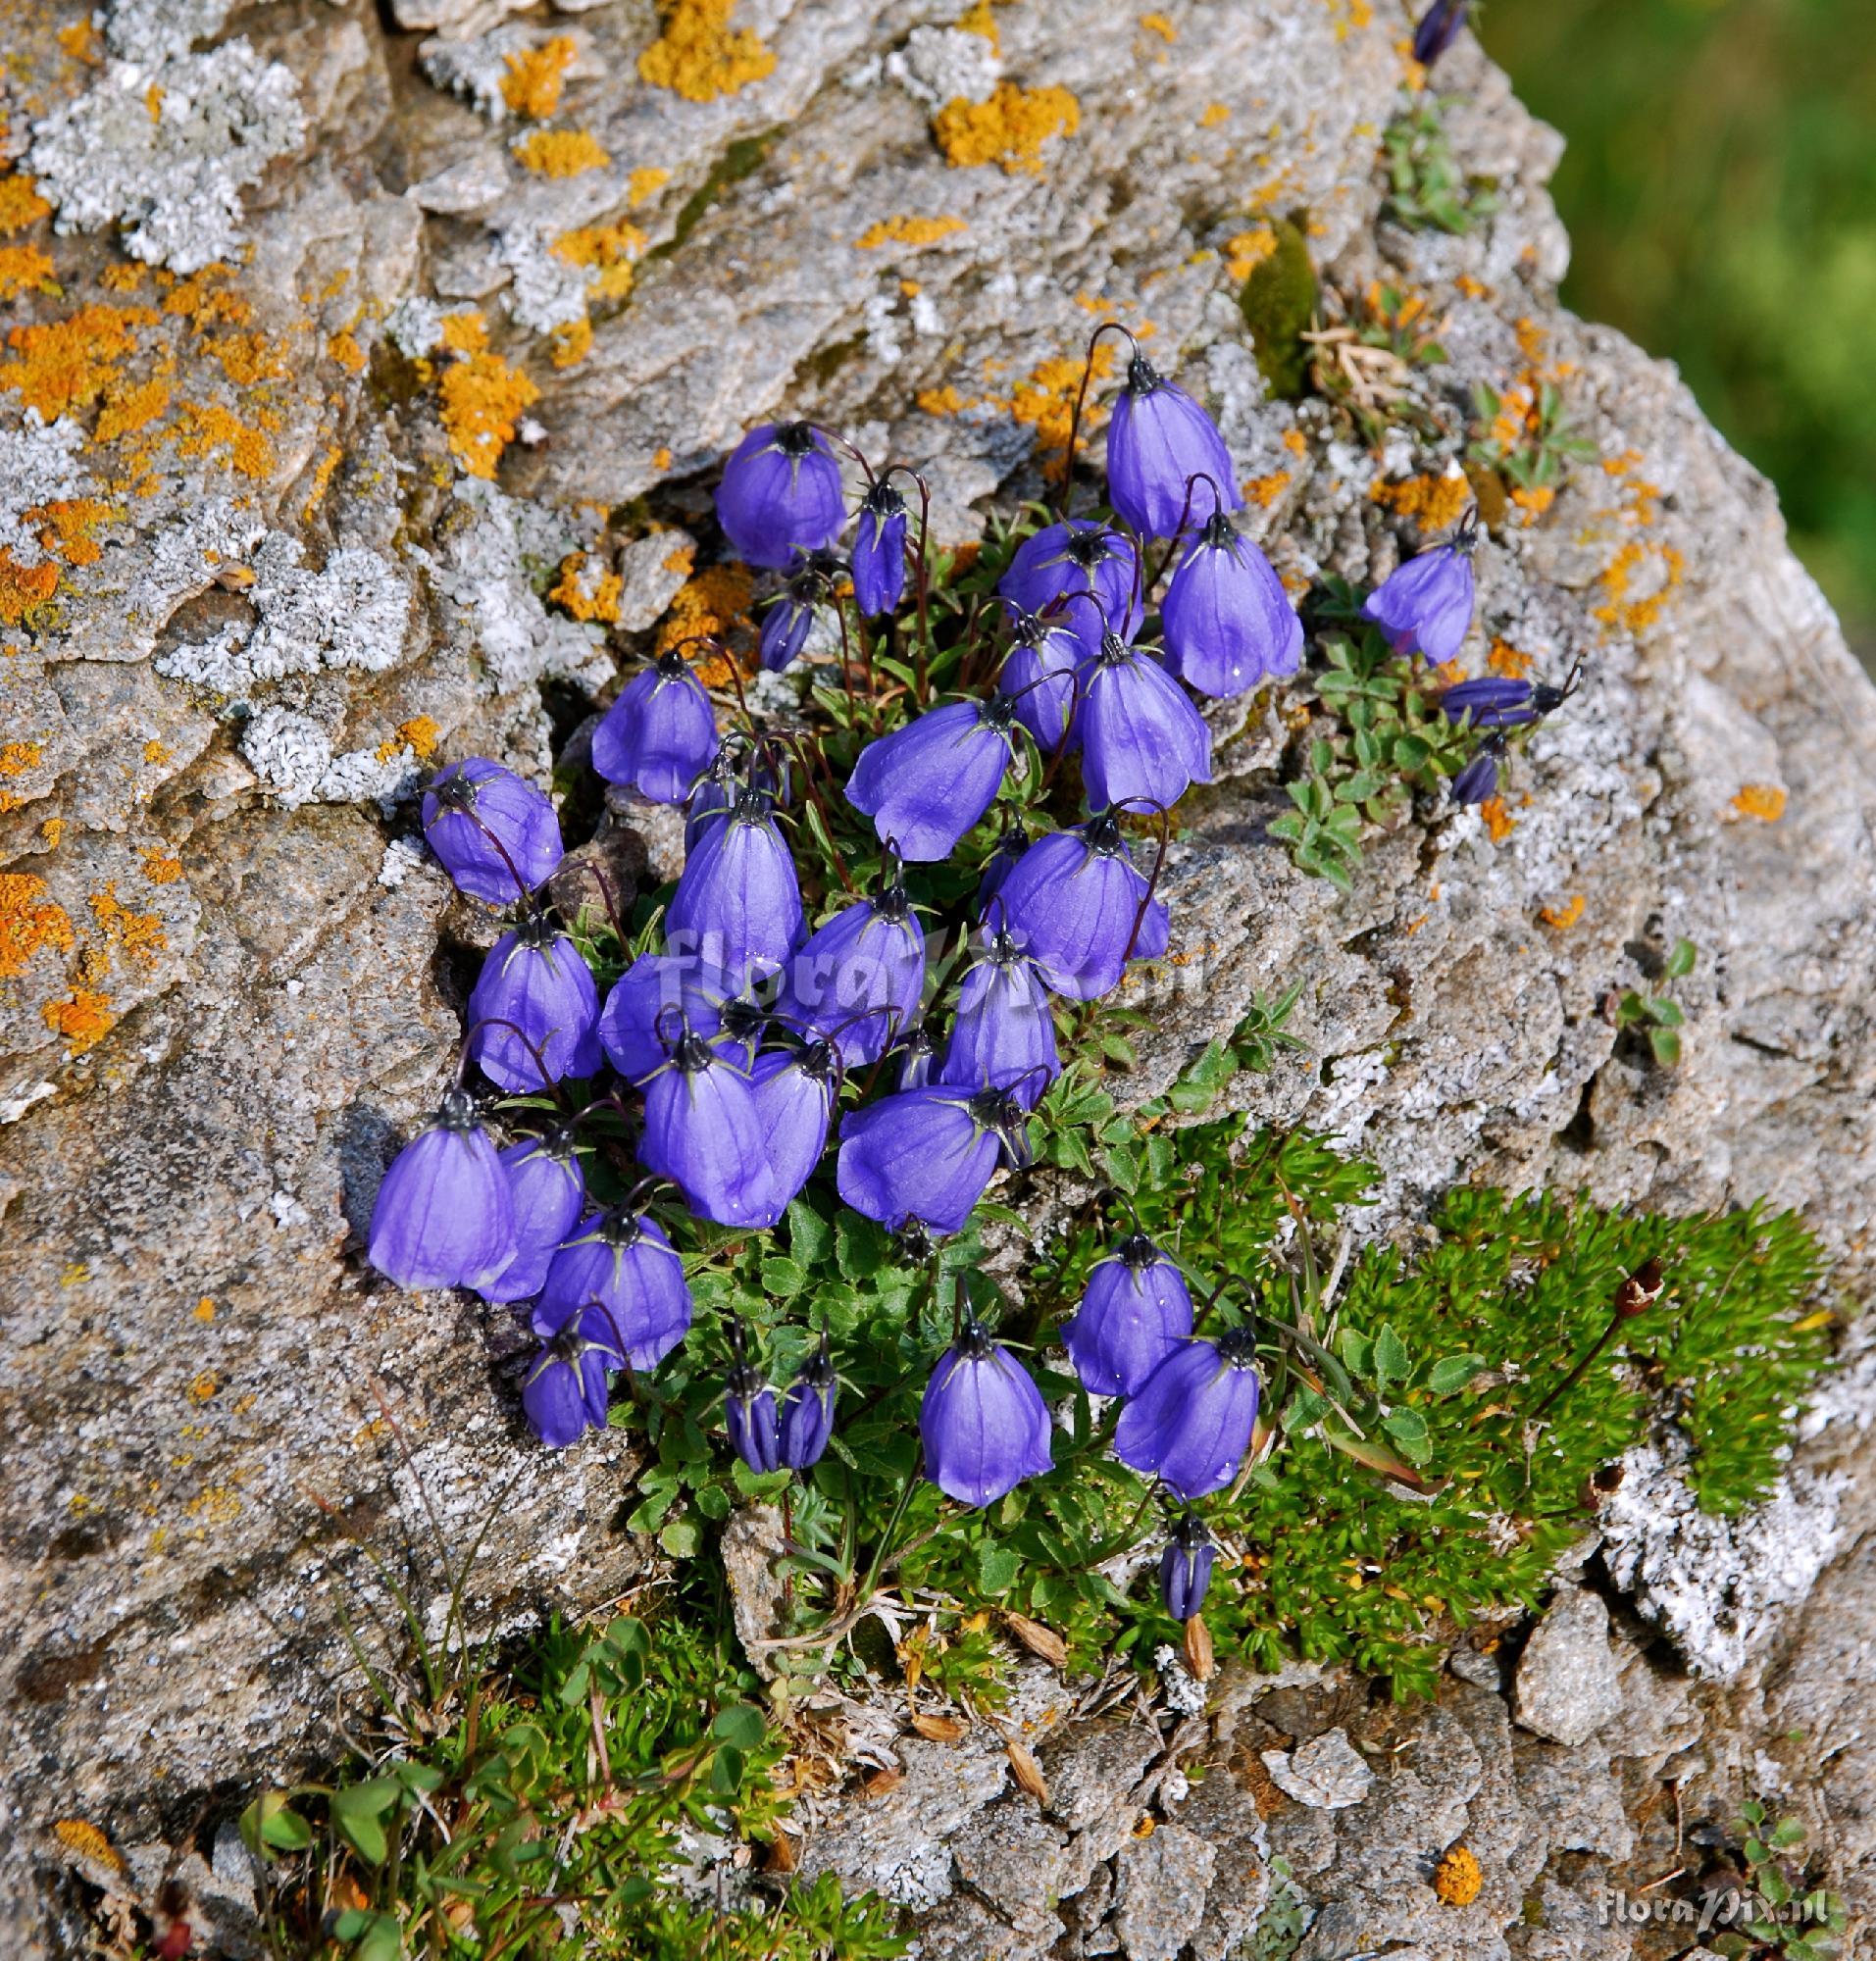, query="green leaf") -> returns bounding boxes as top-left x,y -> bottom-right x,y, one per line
1648,1026 -> 1683,1069
333,1910 -> 403,1961
760,1255 -> 808,1298
978,1542 -> 1021,1595
660,1516 -> 701,1558
710,1744 -> 746,1796
1647,997 -> 1685,1029
1381,1408 -> 1432,1464
786,1199 -> 833,1270
245,1791 -> 313,1855
330,1779 -> 400,1866
1427,1353 -> 1486,1395
1373,1323 -> 1409,1394
1771,1816 -> 1808,1849
712,1702 -> 768,1751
